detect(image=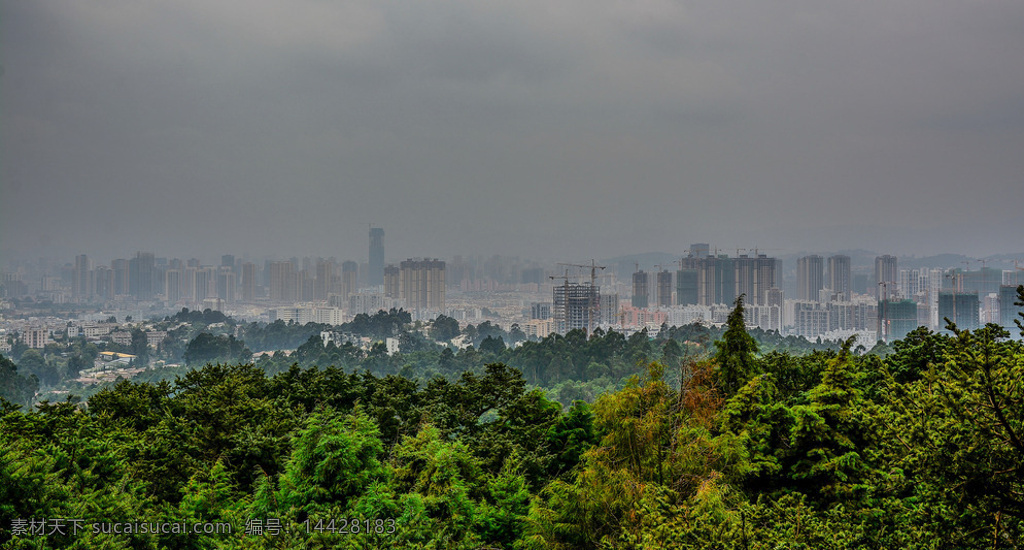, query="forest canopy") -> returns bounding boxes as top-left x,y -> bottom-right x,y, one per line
3,293 -> 1024,548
